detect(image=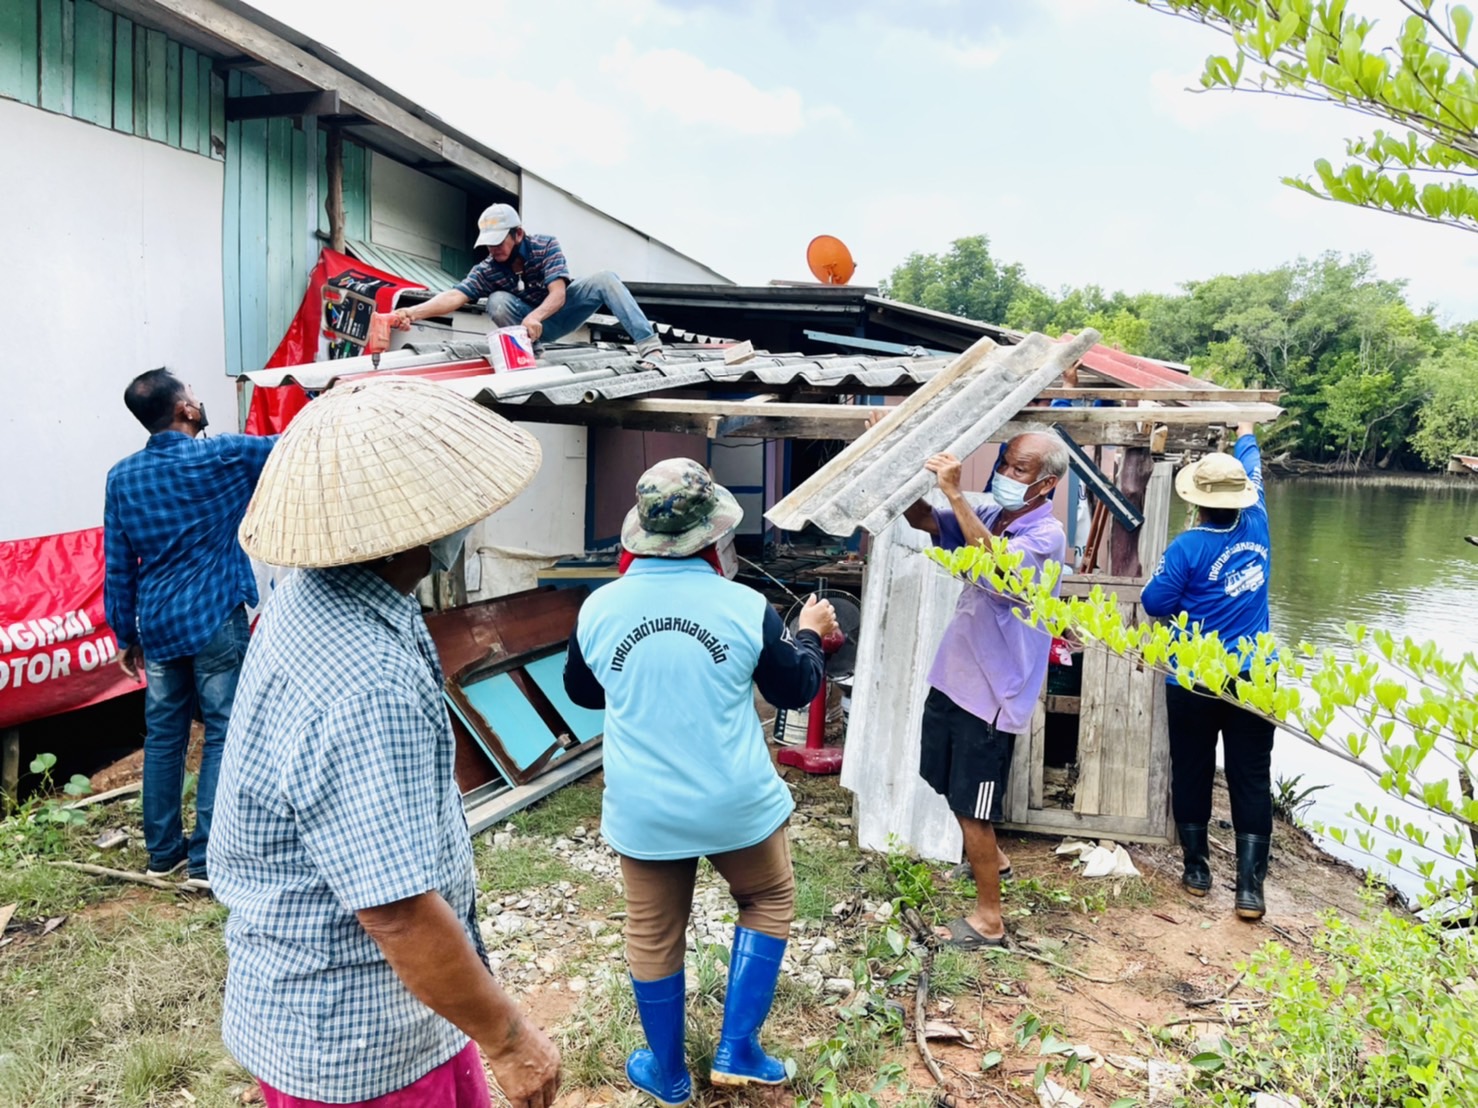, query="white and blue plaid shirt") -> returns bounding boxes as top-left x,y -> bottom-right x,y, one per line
209,564 -> 482,1102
